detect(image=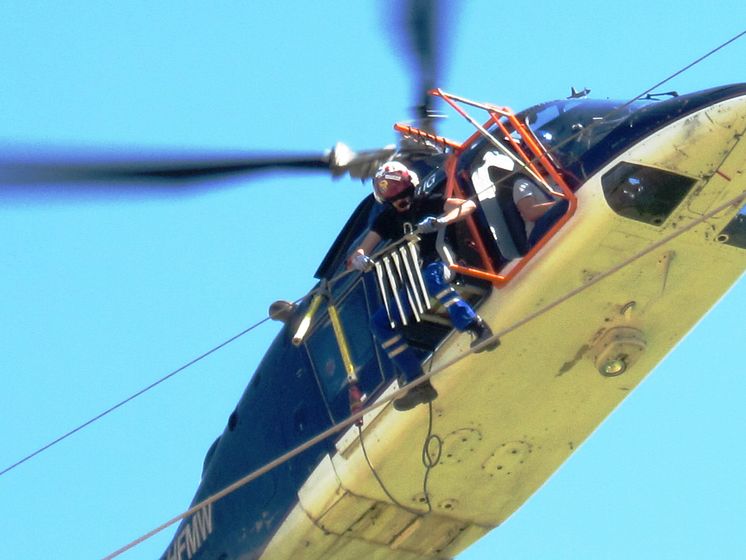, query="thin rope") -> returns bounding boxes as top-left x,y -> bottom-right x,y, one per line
103,190 -> 745,560
358,424 -> 426,516
357,394 -> 442,517
420,400 -> 442,511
